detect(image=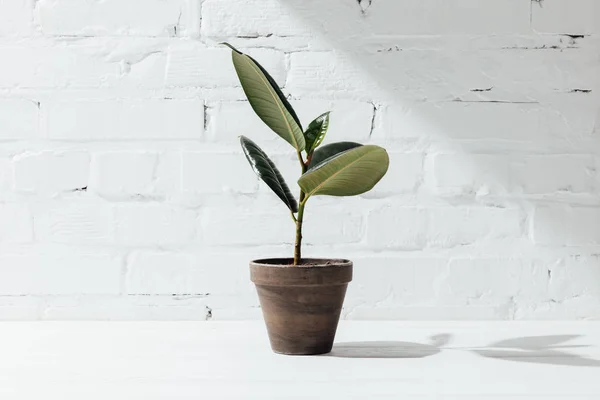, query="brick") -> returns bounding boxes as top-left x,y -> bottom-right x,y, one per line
532,0 -> 599,35
37,0 -> 186,36
365,0 -> 531,35
0,253 -> 122,295
532,206 -> 600,246
13,151 -> 89,194
0,42 -> 120,89
127,252 -> 210,295
116,204 -> 196,246
287,52 -> 368,98
126,251 -> 251,295
166,45 -> 286,88
433,154 -> 596,195
366,207 -> 428,250
346,257 -> 446,306
181,152 -> 258,194
89,152 -> 158,199
432,154 -> 510,195
34,202 -> 115,245
0,0 -> 33,36
0,204 -> 33,243
0,99 -> 39,140
510,155 -> 595,194
45,99 -> 204,140
438,259 -> 545,302
207,101 -> 266,144
377,98 -> 597,143
200,206 -> 362,246
303,208 -> 363,245
200,0 -> 309,37
153,152 -> 182,196
428,207 -> 523,247
41,295 -> 212,321
367,153 -> 423,196
549,256 -> 600,301
199,207 -> 292,246
367,206 -> 522,249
